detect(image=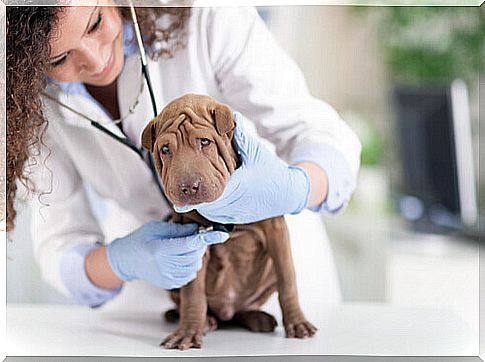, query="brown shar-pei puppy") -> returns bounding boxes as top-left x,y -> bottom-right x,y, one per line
141,93 -> 316,350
